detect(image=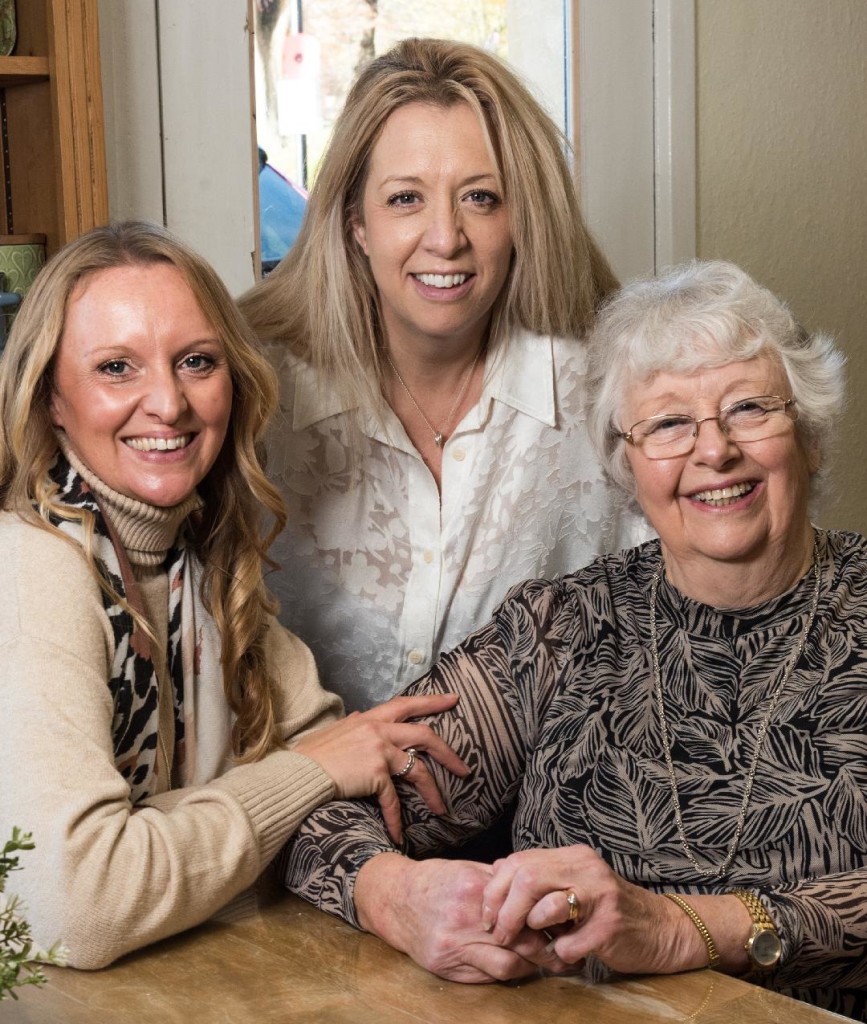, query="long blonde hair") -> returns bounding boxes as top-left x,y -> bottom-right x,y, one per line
0,221 -> 287,763
239,37 -> 617,413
